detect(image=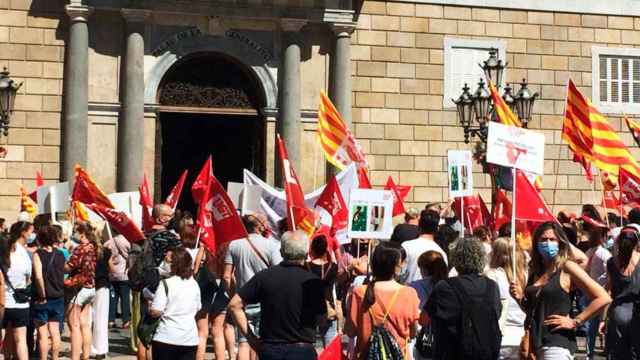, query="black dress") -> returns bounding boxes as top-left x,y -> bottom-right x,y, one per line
605,258 -> 640,360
